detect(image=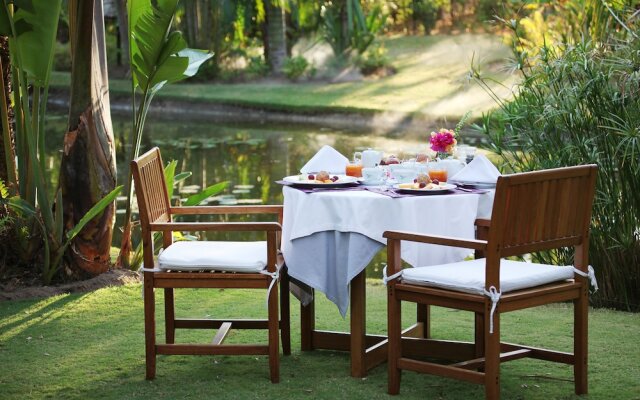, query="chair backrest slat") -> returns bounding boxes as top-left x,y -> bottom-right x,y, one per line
131,148 -> 172,227
489,165 -> 597,258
